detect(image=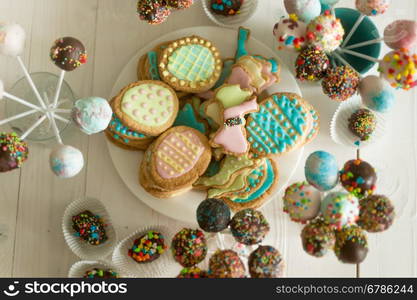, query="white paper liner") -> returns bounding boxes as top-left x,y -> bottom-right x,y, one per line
112,225 -> 181,278
68,260 -> 128,278
330,96 -> 390,149
62,197 -> 117,260
202,0 -> 258,28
